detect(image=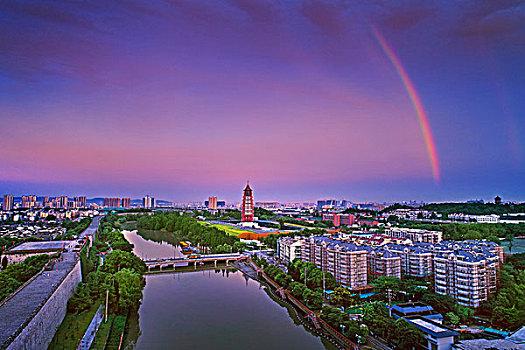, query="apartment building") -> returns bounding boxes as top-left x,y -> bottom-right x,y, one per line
386,227 -> 443,244
103,197 -> 121,207
433,250 -> 498,308
384,244 -> 434,278
301,237 -> 368,289
367,248 -> 402,279
277,237 -> 303,264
